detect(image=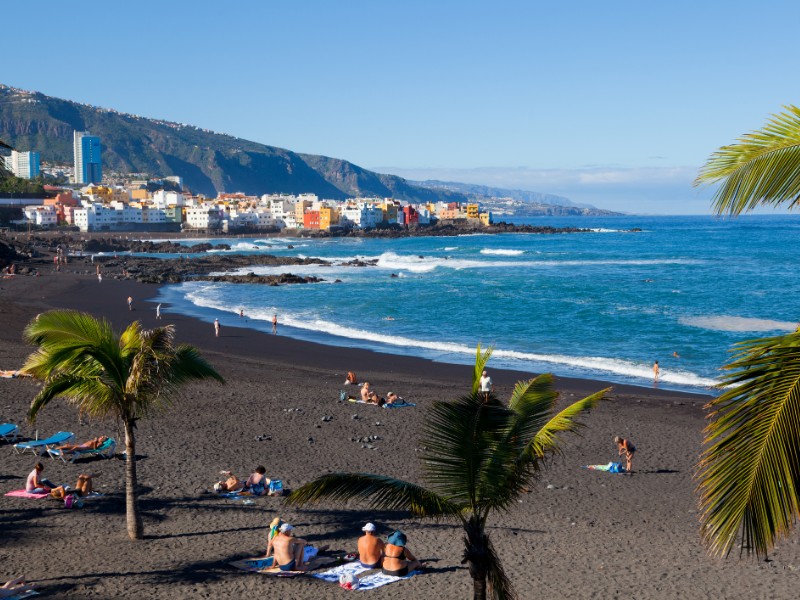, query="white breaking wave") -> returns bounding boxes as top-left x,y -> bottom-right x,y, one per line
480,248 -> 525,256
680,315 -> 797,333
183,286 -> 718,389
